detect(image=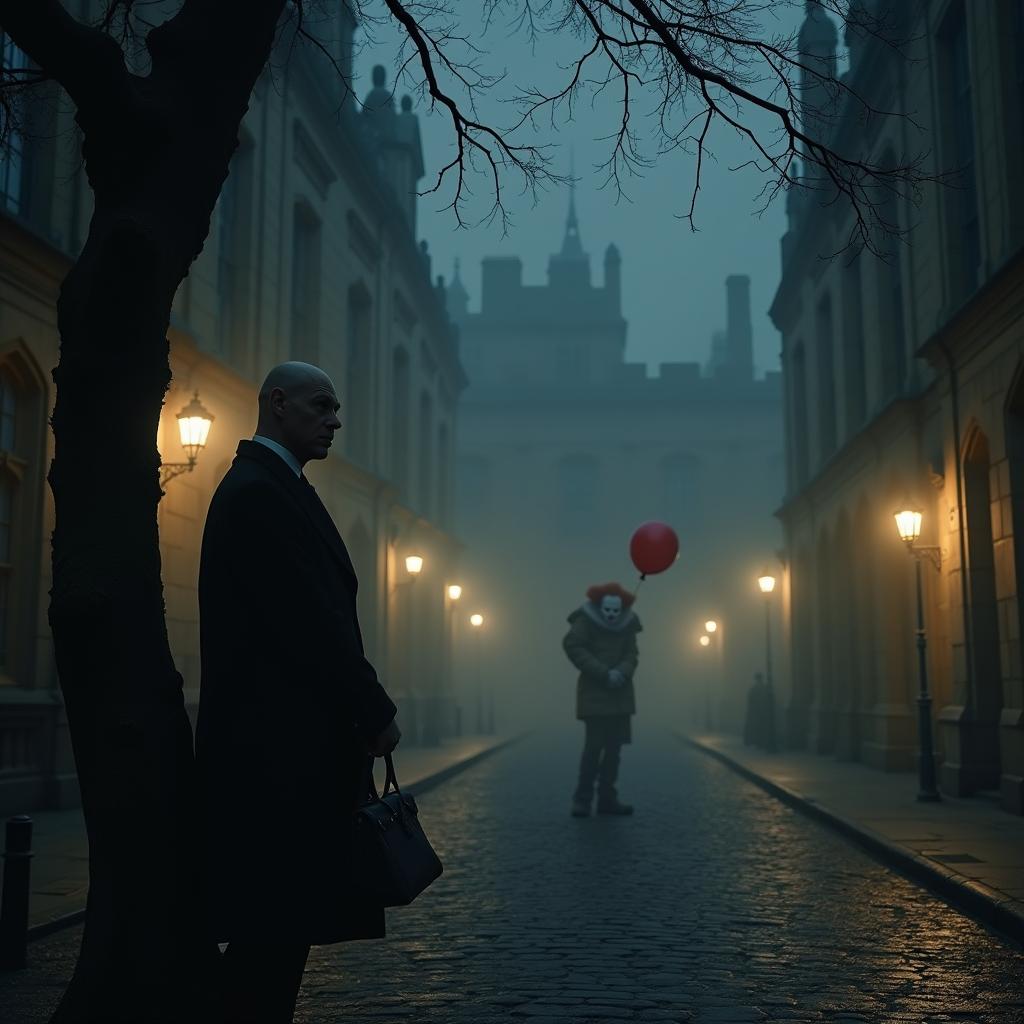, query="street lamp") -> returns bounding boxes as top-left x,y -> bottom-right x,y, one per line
698,634 -> 711,647
894,505 -> 942,802
447,584 -> 463,601
405,554 -> 424,577
757,572 -> 777,752
705,620 -> 718,634
159,390 -> 214,488
469,613 -> 488,734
